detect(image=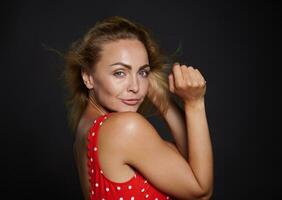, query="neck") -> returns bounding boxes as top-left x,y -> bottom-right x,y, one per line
87,90 -> 108,116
